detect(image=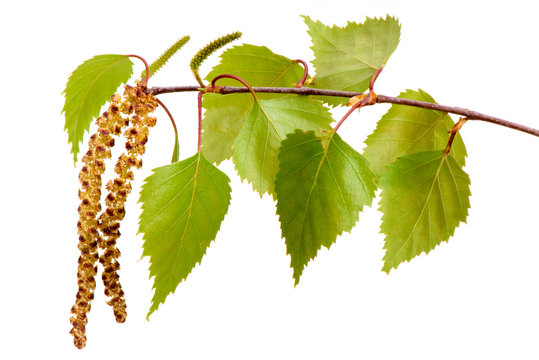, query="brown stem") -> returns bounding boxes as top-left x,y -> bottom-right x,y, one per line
154,97 -> 178,150
210,74 -> 258,98
334,102 -> 362,132
334,91 -> 379,132
126,54 -> 150,86
149,85 -> 360,97
147,85 -> 539,138
376,95 -> 539,137
294,59 -> 309,88
369,67 -> 383,92
444,117 -> 468,156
